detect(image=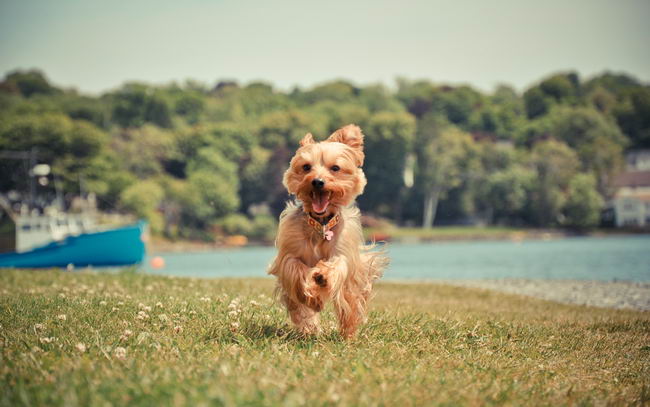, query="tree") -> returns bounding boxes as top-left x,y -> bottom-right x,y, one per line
0,113 -> 108,194
547,107 -> 627,193
563,173 -> 604,229
360,111 -> 416,220
614,87 -> 650,148
527,140 -> 579,227
110,125 -> 177,179
416,115 -> 477,228
523,72 -> 580,119
1,70 -> 60,97
120,180 -> 164,232
110,84 -> 173,128
479,165 -> 535,225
